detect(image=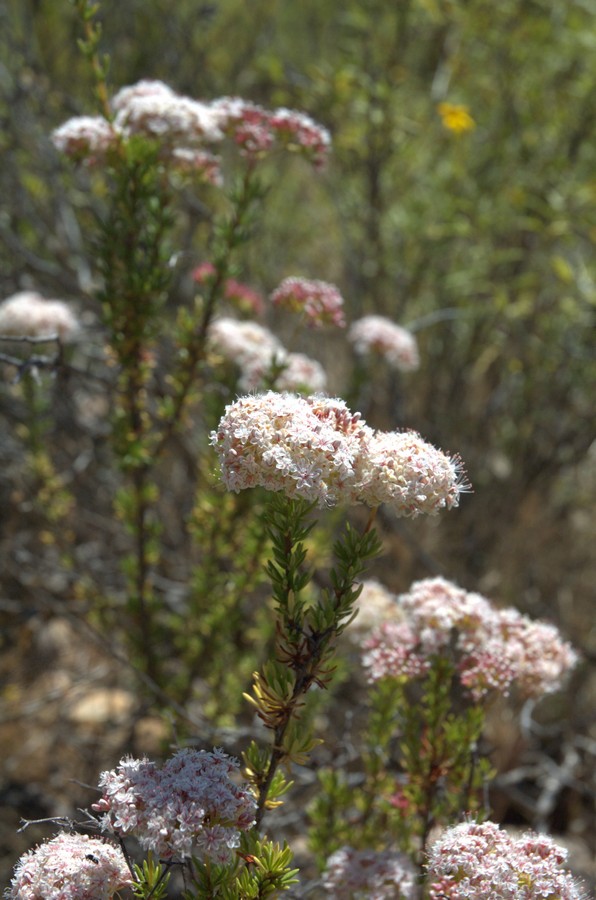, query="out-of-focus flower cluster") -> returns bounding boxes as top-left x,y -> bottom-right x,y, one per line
192,263 -> 265,316
361,577 -> 578,700
213,98 -> 331,169
322,846 -> 419,899
348,579 -> 400,639
5,832 -> 132,900
270,277 -> 346,329
52,80 -> 331,175
93,747 -> 256,863
211,392 -> 465,515
207,318 -> 327,394
348,315 -> 419,373
0,291 -> 80,342
426,820 -> 584,899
